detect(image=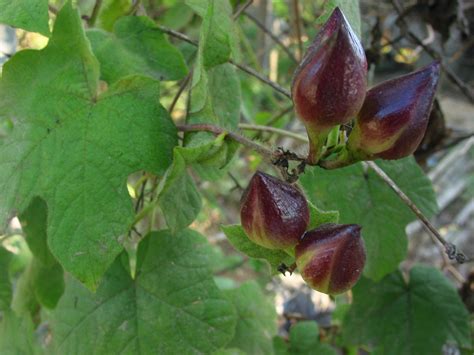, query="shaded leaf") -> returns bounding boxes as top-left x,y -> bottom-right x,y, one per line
49,229 -> 237,354
0,310 -> 41,355
224,281 -> 277,354
87,16 -> 188,84
0,247 -> 12,310
343,266 -> 471,354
